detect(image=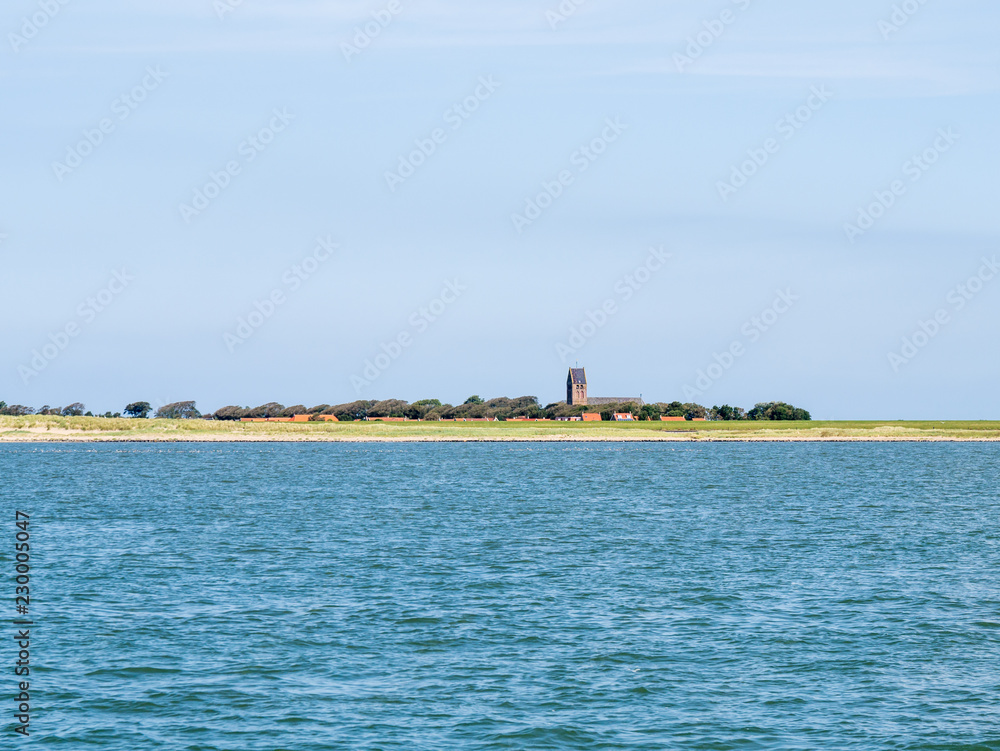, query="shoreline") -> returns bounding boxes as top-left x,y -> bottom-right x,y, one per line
3,417 -> 1000,444
3,435 -> 1000,444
